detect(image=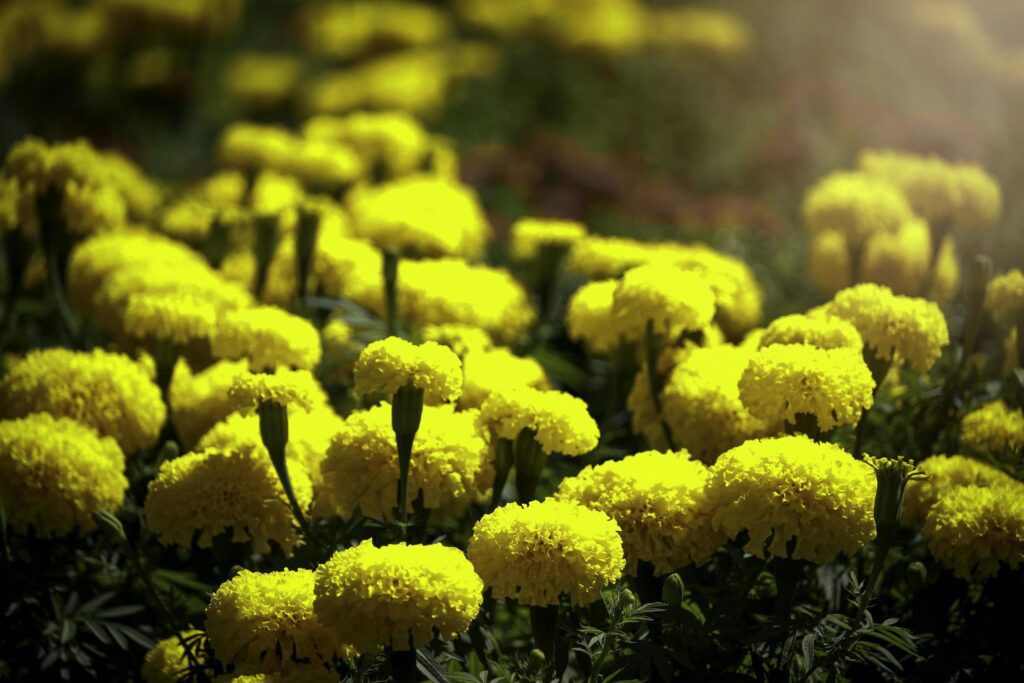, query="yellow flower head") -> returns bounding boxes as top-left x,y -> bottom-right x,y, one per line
347,174 -> 490,257
960,400 -> 1024,456
319,402 -> 491,519
566,235 -> 652,279
857,149 -> 956,223
169,359 -> 251,450
218,121 -> 361,188
468,498 -> 625,606
566,279 -> 621,355
760,313 -> 862,351
707,435 -> 876,562
141,630 -> 207,683
353,337 -> 462,404
613,263 -> 716,341
61,178 -> 128,234
0,348 -> 166,454
922,483 -> 1024,579
121,292 -> 218,347
556,450 -> 724,575
802,170 -> 913,247
860,217 -> 930,297
984,269 -> 1024,326
808,229 -> 852,296
829,283 -> 950,370
904,455 -> 1017,524
950,162 -> 1001,232
460,347 -> 549,409
313,540 -> 483,652
478,386 -> 599,456
0,414 -> 127,537
228,369 -> 324,411
212,306 -> 322,371
420,323 -> 492,358
206,569 -> 348,675
145,447 -> 312,554
302,110 -> 434,178
739,344 -> 874,431
509,217 -> 587,260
